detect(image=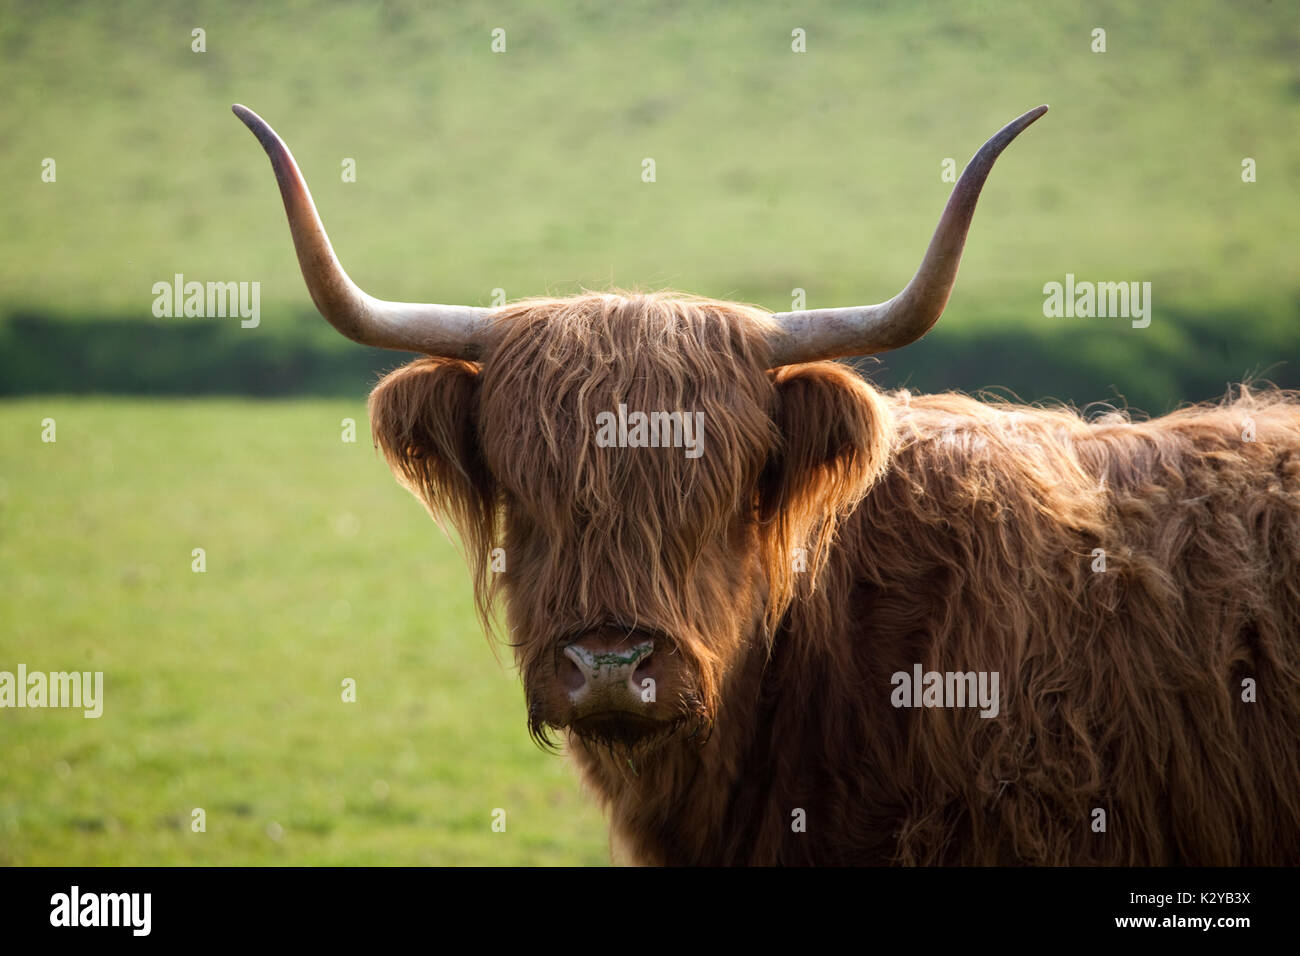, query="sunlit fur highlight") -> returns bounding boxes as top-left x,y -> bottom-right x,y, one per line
369,290 -> 1300,864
